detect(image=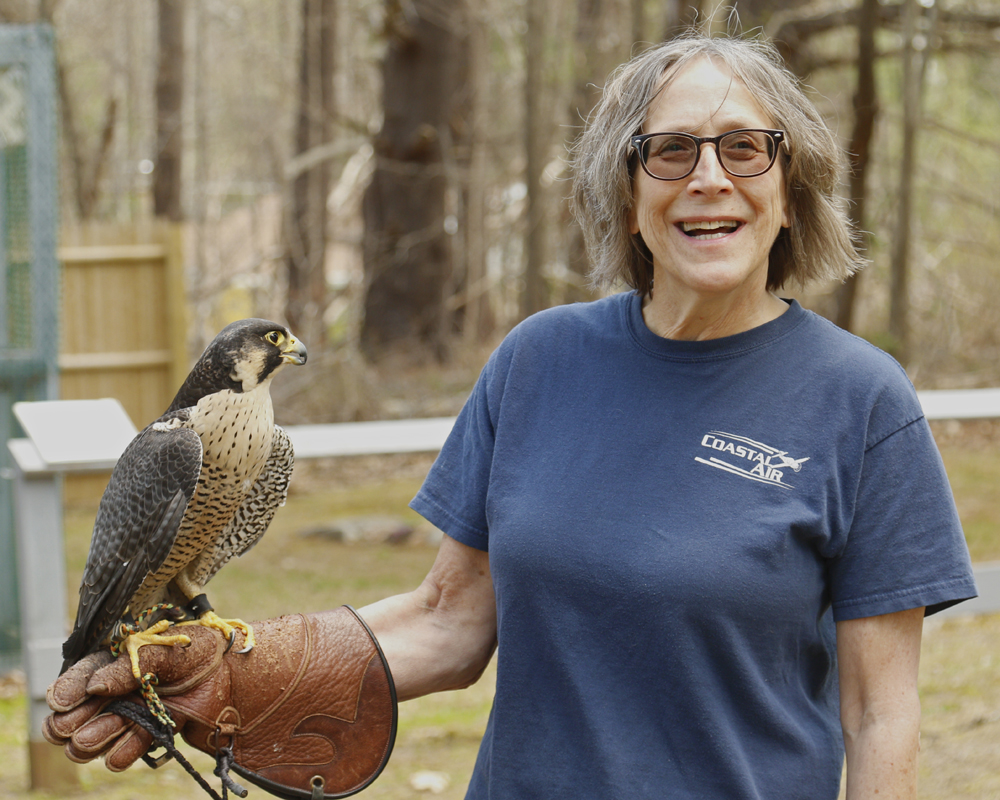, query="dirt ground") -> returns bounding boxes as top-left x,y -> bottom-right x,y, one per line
916,612 -> 1000,798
